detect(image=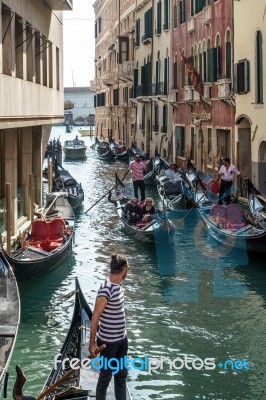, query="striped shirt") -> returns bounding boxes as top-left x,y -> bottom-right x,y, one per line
128,160 -> 145,181
97,279 -> 126,343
